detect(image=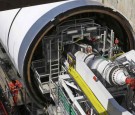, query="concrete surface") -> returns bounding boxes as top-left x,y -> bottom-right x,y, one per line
97,0 -> 135,31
